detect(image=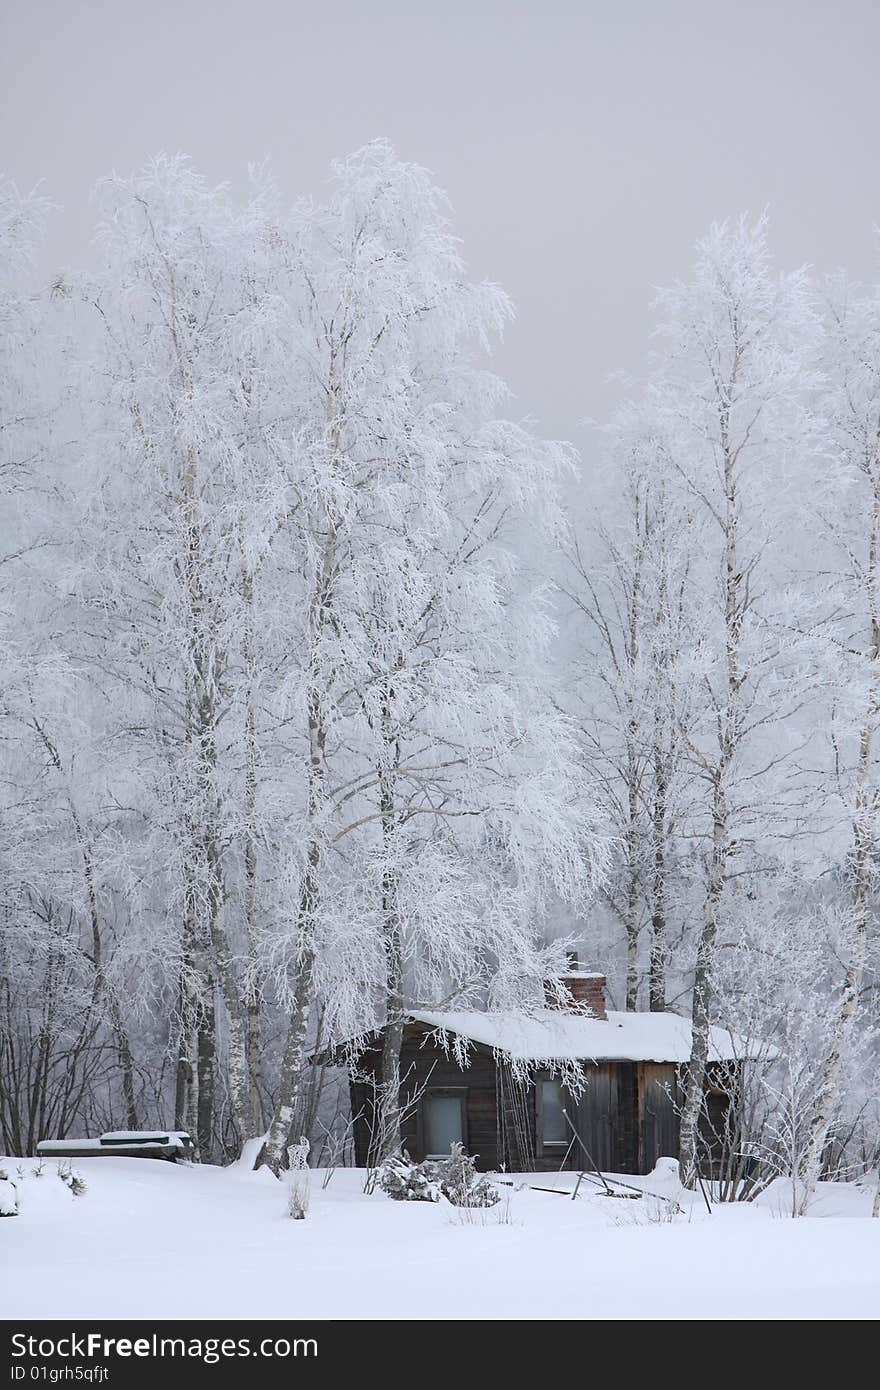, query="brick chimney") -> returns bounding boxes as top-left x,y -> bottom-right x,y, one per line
543,954 -> 607,1020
